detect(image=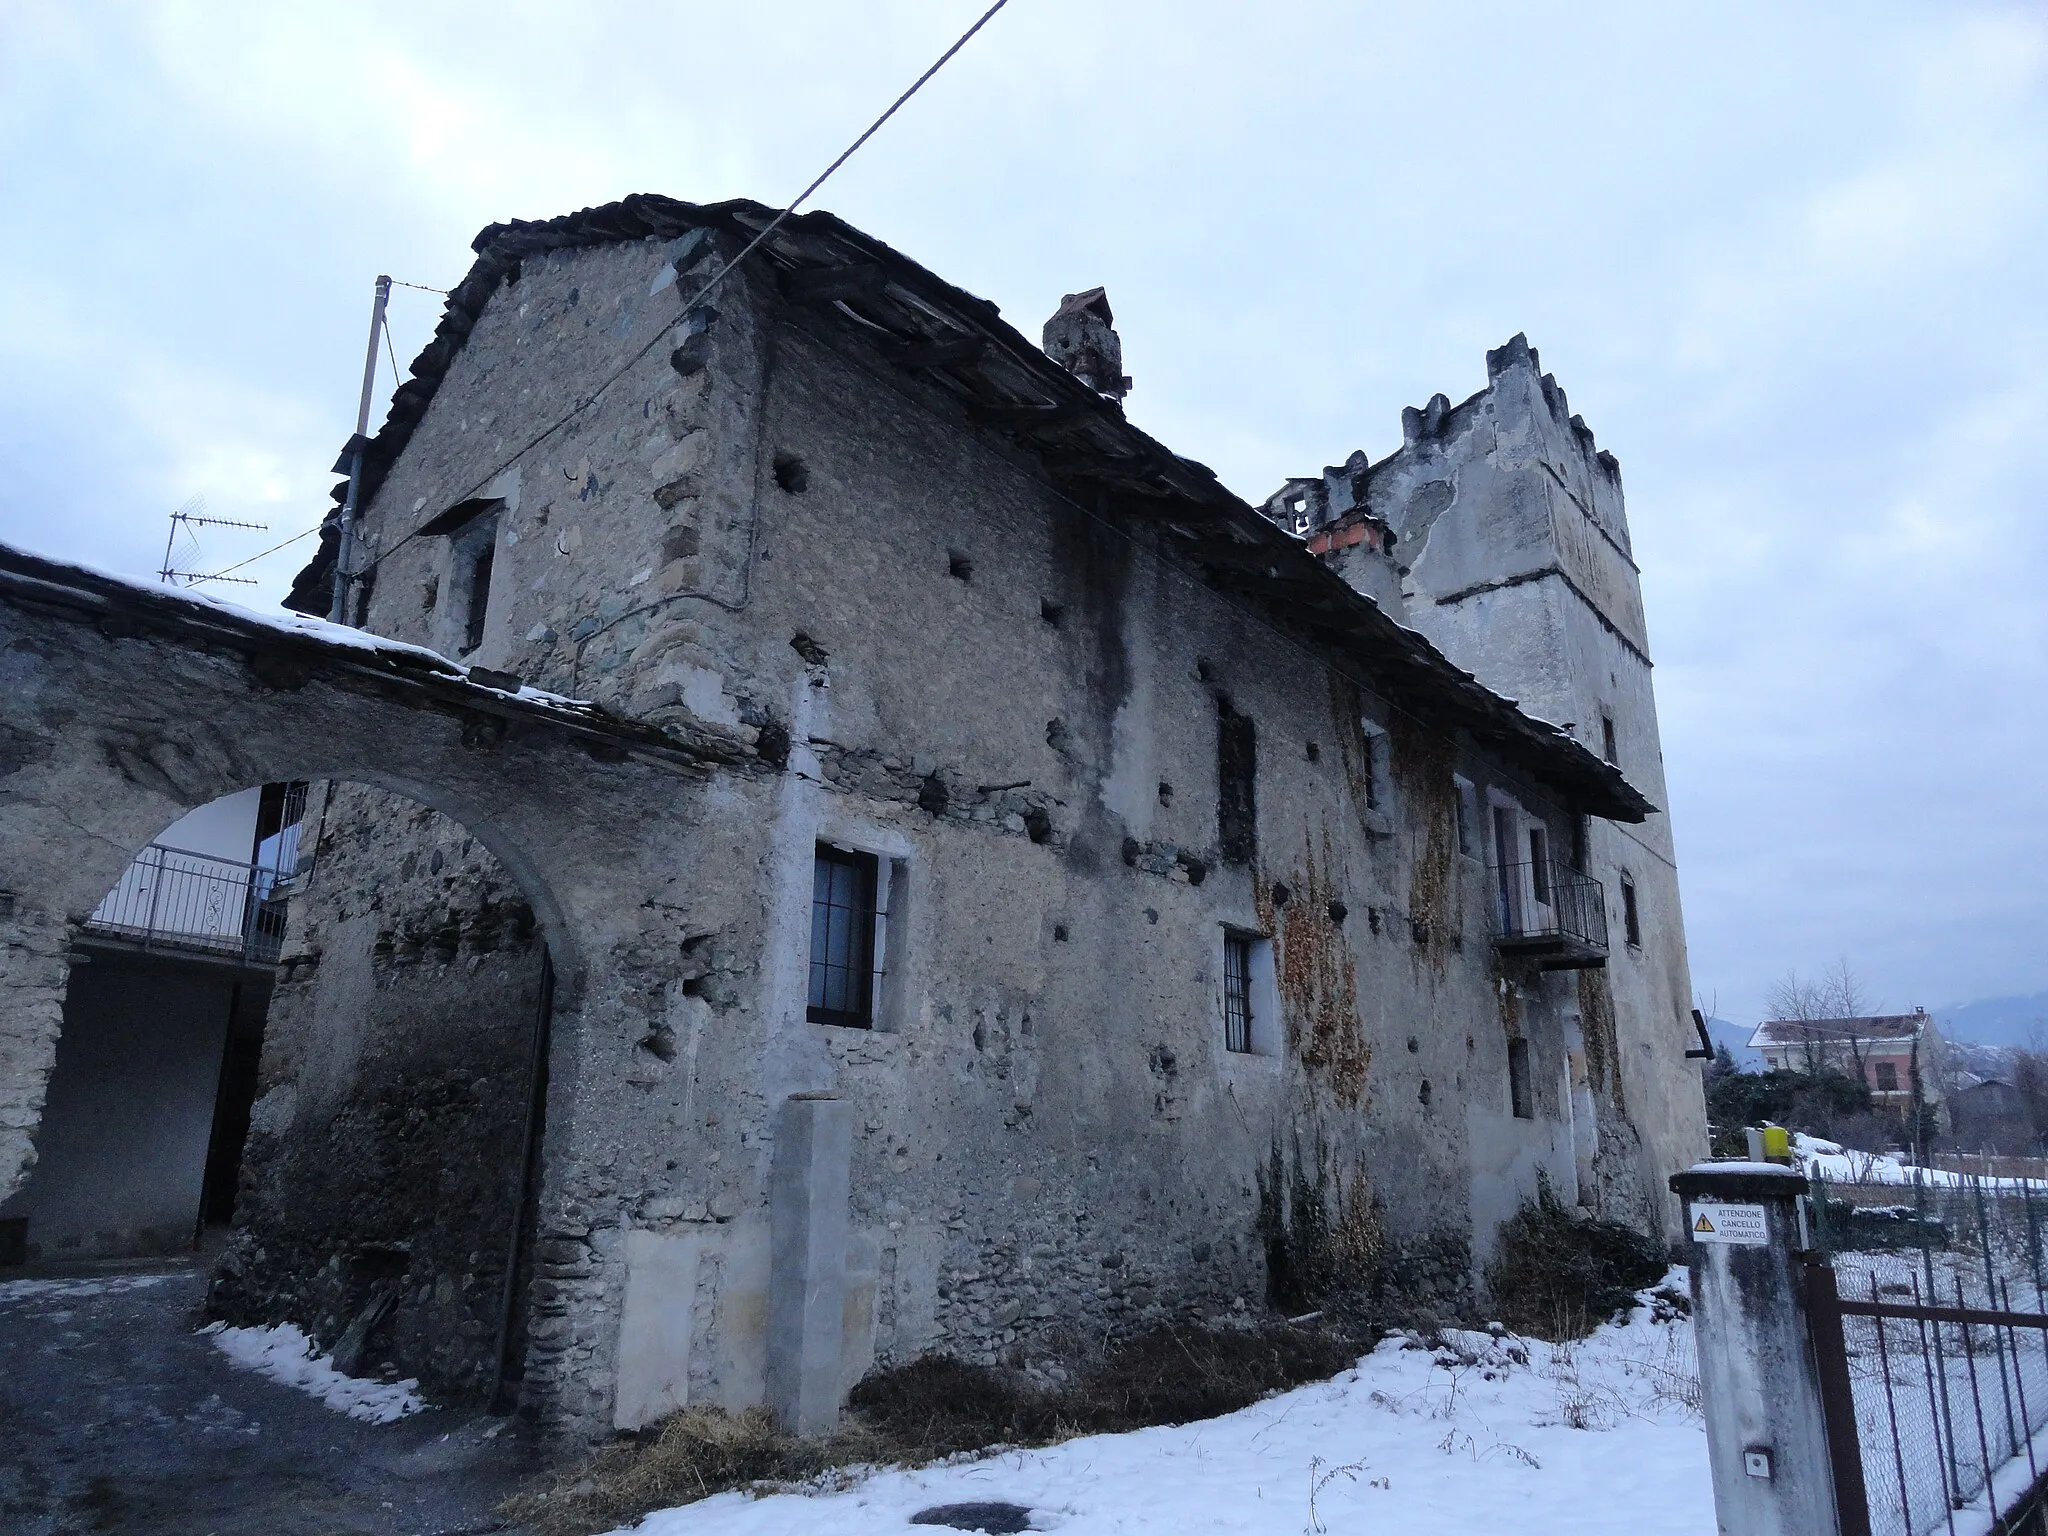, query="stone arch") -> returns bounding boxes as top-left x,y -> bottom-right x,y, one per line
1,546 -> 758,1419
